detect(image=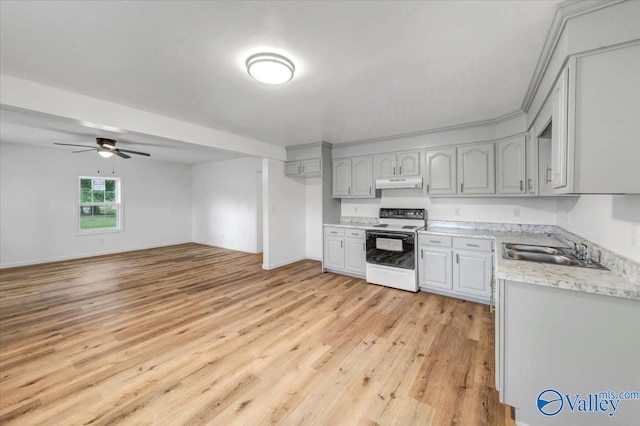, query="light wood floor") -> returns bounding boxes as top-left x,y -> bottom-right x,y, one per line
0,243 -> 514,425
